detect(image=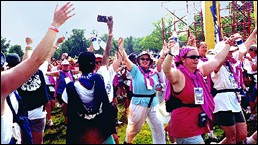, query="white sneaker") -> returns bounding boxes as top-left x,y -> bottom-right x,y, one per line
47,119 -> 54,126
117,120 -> 123,125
